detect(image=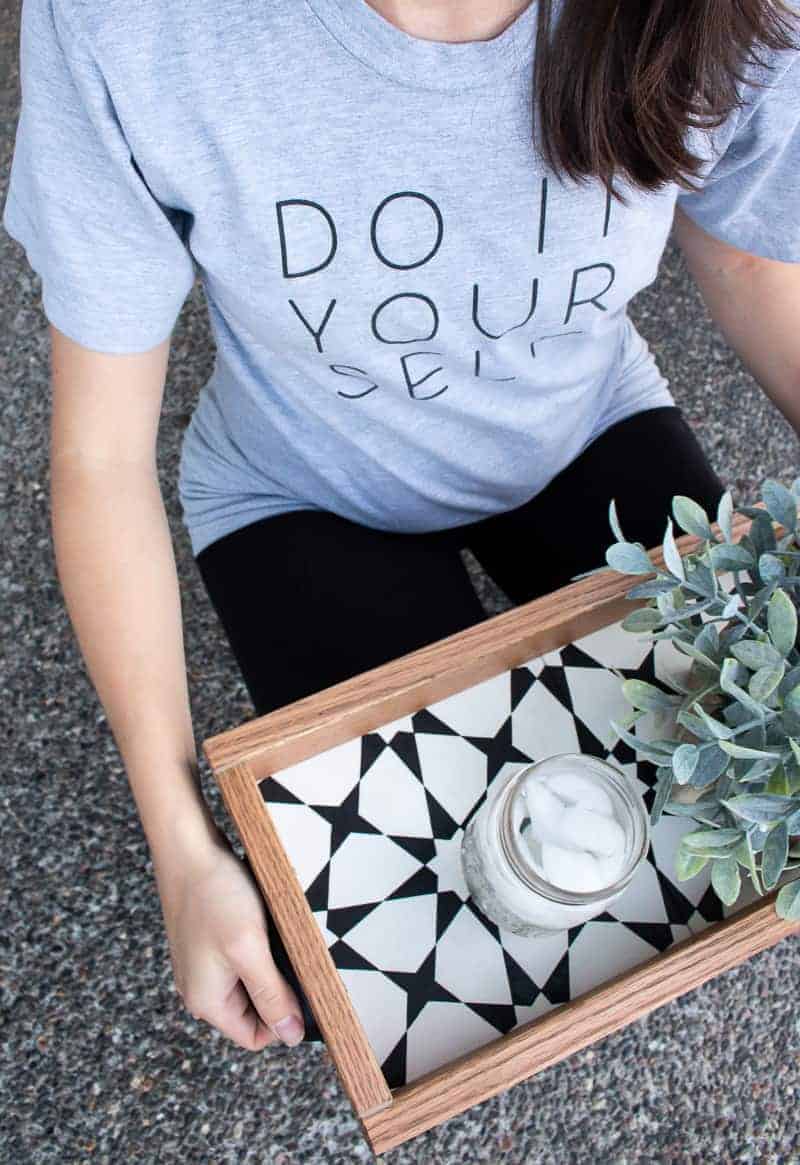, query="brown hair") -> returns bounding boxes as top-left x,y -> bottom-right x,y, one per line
531,0 -> 800,206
